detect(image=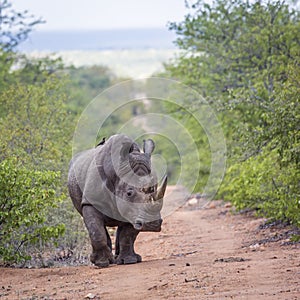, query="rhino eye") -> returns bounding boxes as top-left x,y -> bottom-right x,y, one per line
126,189 -> 134,197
